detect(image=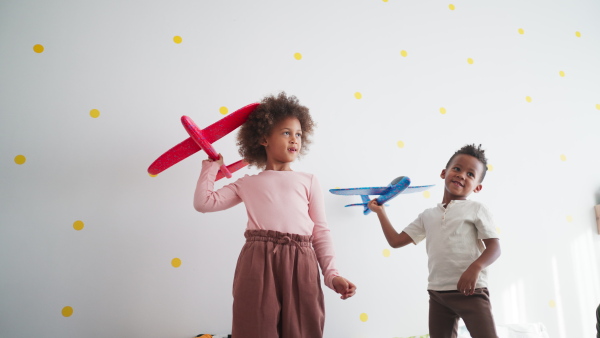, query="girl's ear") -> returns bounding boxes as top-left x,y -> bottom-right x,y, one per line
260,136 -> 268,147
